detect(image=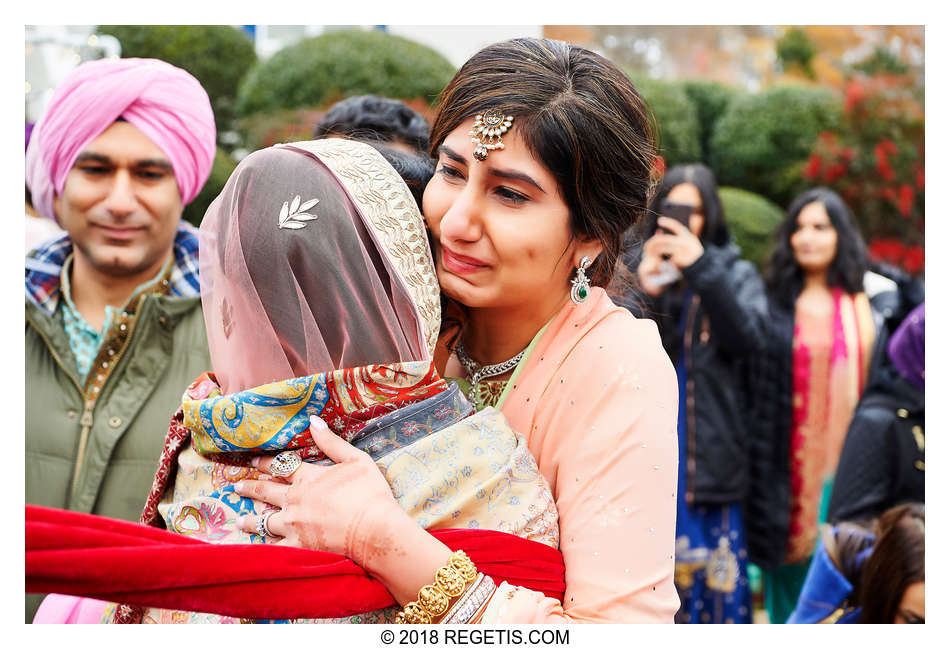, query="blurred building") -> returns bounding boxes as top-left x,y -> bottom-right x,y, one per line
25,25 -> 119,122
544,25 -> 924,92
